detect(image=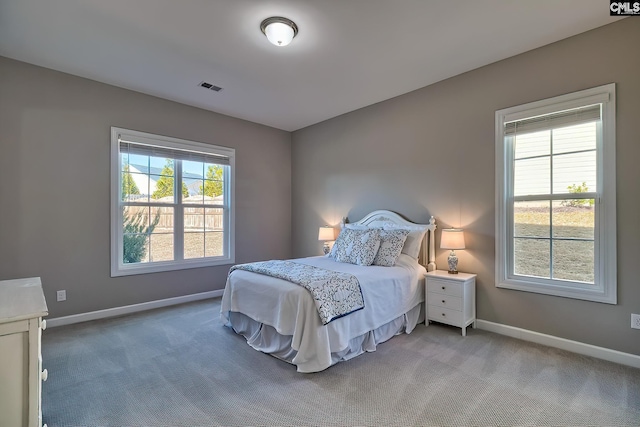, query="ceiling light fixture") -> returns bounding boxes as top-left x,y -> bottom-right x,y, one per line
260,16 -> 298,47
